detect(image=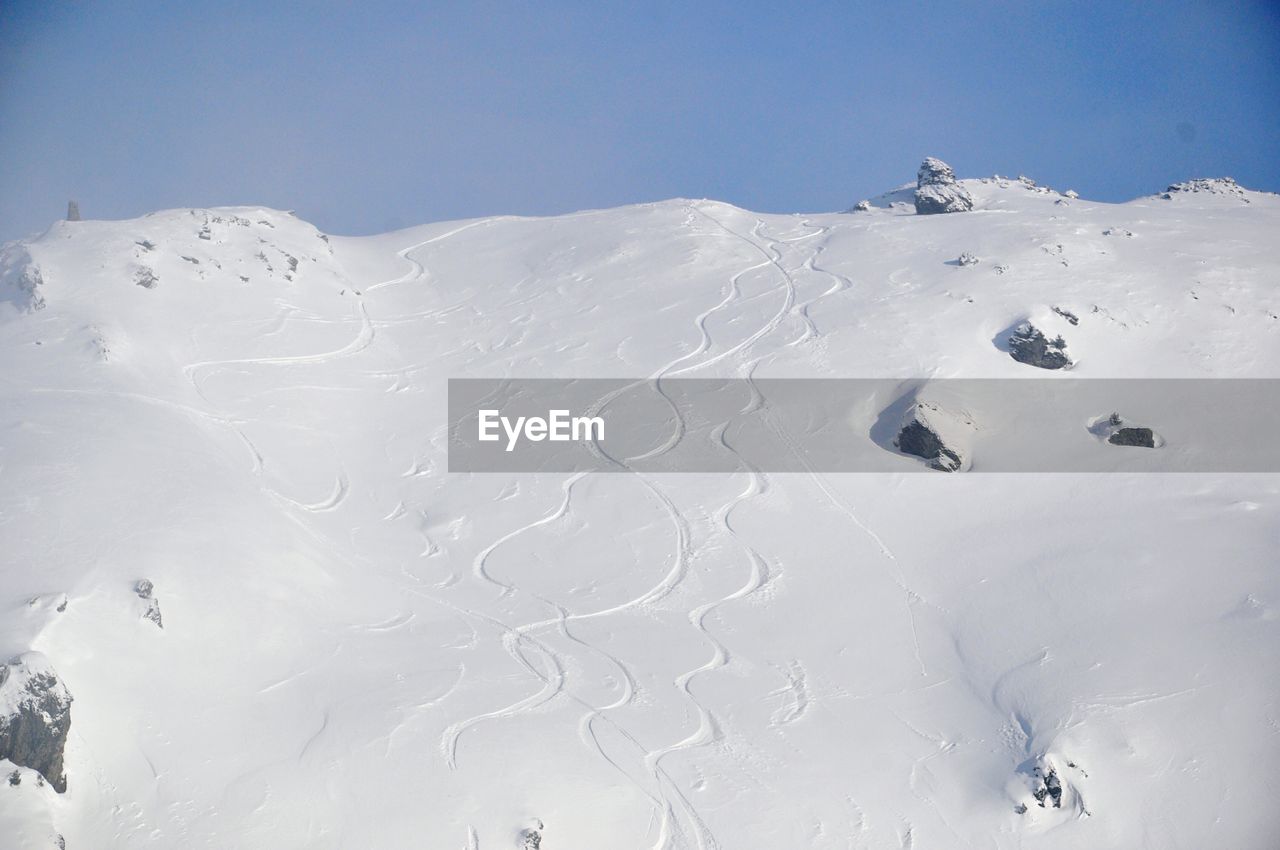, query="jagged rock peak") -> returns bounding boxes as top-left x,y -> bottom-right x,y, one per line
917,157 -> 959,187
914,157 -> 974,215
0,652 -> 73,793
